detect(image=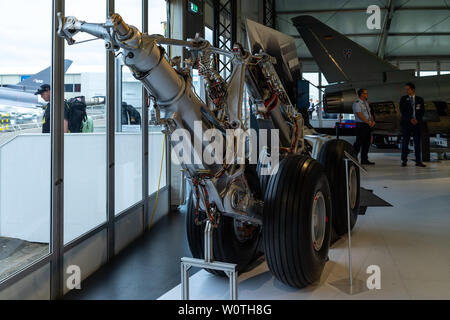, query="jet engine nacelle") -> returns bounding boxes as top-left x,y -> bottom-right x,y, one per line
323,89 -> 357,114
